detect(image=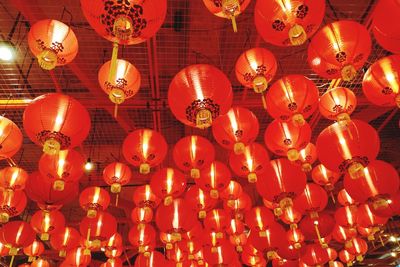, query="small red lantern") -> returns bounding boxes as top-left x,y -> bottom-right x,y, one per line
294,183 -> 328,216
203,239 -> 237,266
131,207 -> 153,225
346,237 -> 368,262
39,149 -> 85,191
203,209 -> 231,237
64,247 -> 91,266
370,191 -> 400,218
212,106 -> 259,154
103,233 -> 123,255
339,249 -> 355,266
247,222 -> 286,255
299,211 -> 335,247
23,240 -> 45,262
28,19 -> 78,70
265,75 -> 319,126
300,244 -> 330,266
31,259 -> 50,267
0,221 -> 35,256
335,206 -> 358,228
223,192 -> 252,220
168,64 -> 233,129
134,251 -> 166,267
128,223 -> 156,253
195,161 -> 231,199
308,20 -> 371,81
311,164 -> 340,191
122,128 -> 167,175
229,143 -> 269,183
0,116 -> 22,160
101,258 -> 123,267
220,180 -> 243,204
280,206 -> 302,228
332,224 -> 357,244
316,120 -> 380,179
133,184 -> 160,210
173,135 -> 215,179
0,190 -> 27,223
356,204 -> 388,229
337,188 -> 357,207
184,185 -> 218,219
23,93 -> 91,155
296,143 -> 317,172
0,167 -> 28,192
235,47 -> 277,93
264,119 -> 311,161
150,168 -> 186,206
50,227 -> 81,257
80,212 -> 117,250
30,210 -> 65,241
79,186 -> 111,218
362,55 -> 400,108
103,162 -> 132,194
286,228 -> 305,249
254,0 -> 325,46
319,87 -> 357,126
